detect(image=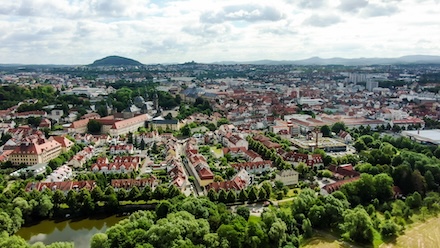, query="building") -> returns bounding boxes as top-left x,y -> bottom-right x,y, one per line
25,180 -> 96,193
46,165 -> 72,182
111,177 -> 158,191
91,156 -> 140,174
10,163 -> 47,177
230,160 -> 273,174
206,169 -> 250,192
366,81 -> 379,91
109,144 -> 134,155
52,136 -> 74,153
275,169 -> 299,186
9,136 -> 63,165
149,119 -> 181,131
280,151 -> 324,169
108,114 -> 149,136
67,119 -> 90,134
222,134 -> 248,150
401,129 -> 440,145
